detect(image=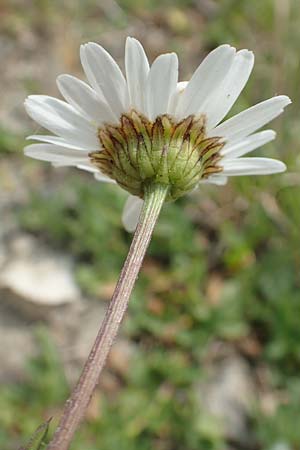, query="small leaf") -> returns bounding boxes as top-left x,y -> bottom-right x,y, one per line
18,418 -> 52,450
